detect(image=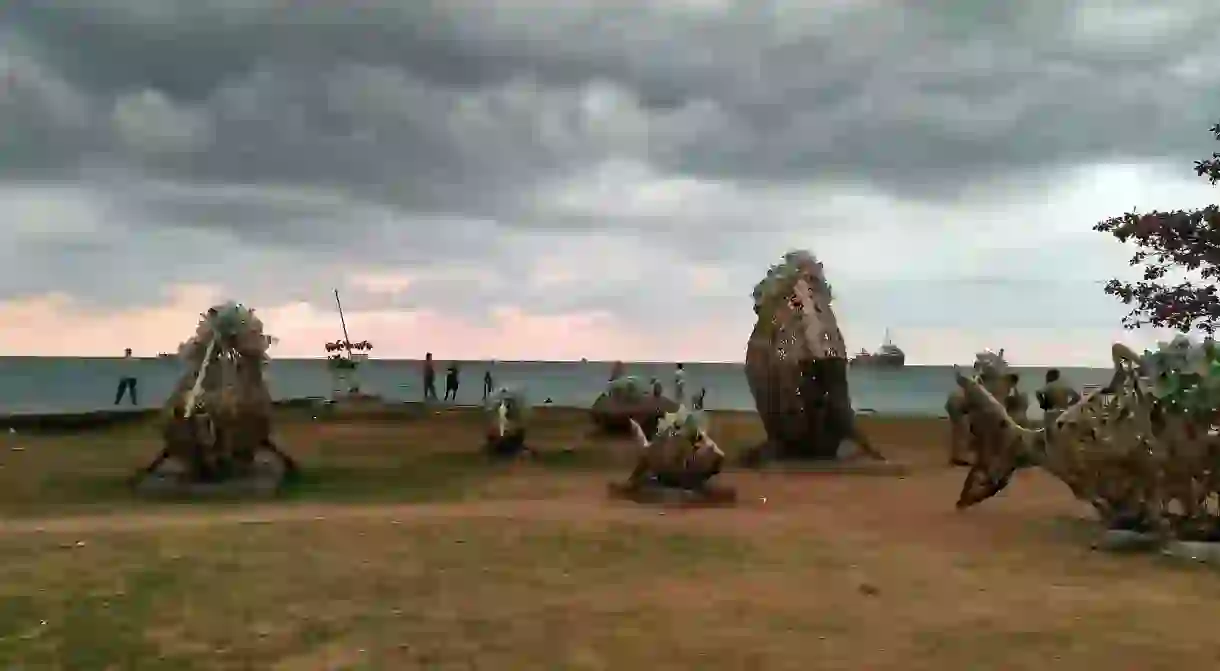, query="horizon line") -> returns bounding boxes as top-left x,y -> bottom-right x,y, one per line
0,355 -> 1117,368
